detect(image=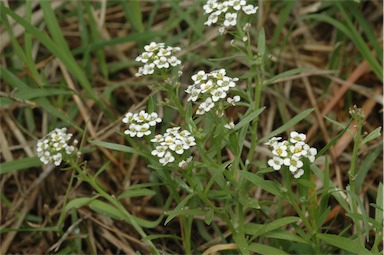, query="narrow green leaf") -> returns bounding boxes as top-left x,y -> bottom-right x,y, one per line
374,183 -> 383,224
88,200 -> 125,220
264,229 -> 308,244
355,145 -> 382,192
122,1 -> 144,33
258,27 -> 266,57
233,107 -> 266,131
264,68 -> 305,87
245,217 -> 300,237
63,197 -> 98,213
317,233 -> 373,255
89,140 -> 149,157
240,171 -> 283,198
361,127 -> 382,144
248,243 -> 289,255
316,119 -> 353,158
132,215 -> 162,228
259,108 -> 314,144
0,157 -> 41,175
165,193 -> 194,225
118,188 -> 156,200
